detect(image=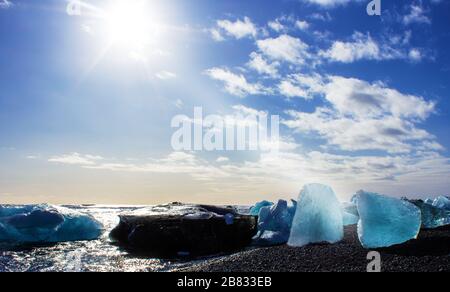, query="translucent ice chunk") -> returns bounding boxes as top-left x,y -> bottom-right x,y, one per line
0,204 -> 103,244
288,184 -> 344,247
343,212 -> 359,226
357,191 -> 421,248
252,199 -> 296,246
410,200 -> 450,229
432,196 -> 450,210
342,202 -> 359,226
424,198 -> 434,205
250,200 -> 273,216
